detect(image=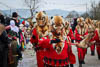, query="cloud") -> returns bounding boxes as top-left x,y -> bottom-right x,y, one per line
0,0 -> 100,12
42,0 -> 100,11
